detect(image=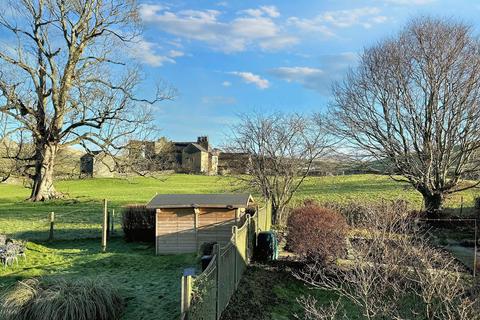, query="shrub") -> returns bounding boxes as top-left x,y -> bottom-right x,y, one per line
286,203 -> 347,263
0,278 -> 125,320
121,205 -> 156,242
321,199 -> 413,228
